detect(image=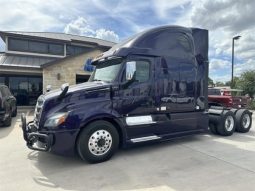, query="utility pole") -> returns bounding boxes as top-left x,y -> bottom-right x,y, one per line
231,35 -> 241,88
